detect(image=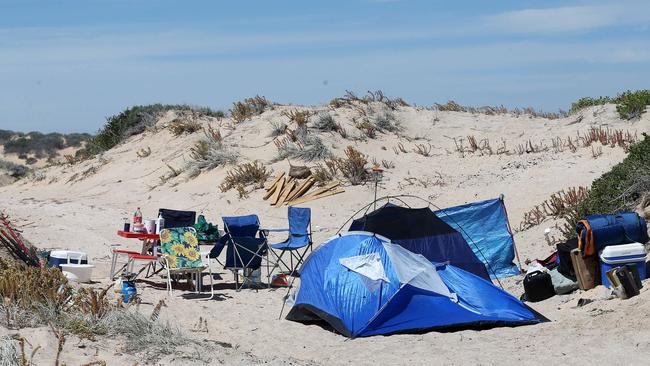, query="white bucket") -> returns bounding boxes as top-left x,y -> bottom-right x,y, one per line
60,264 -> 95,283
